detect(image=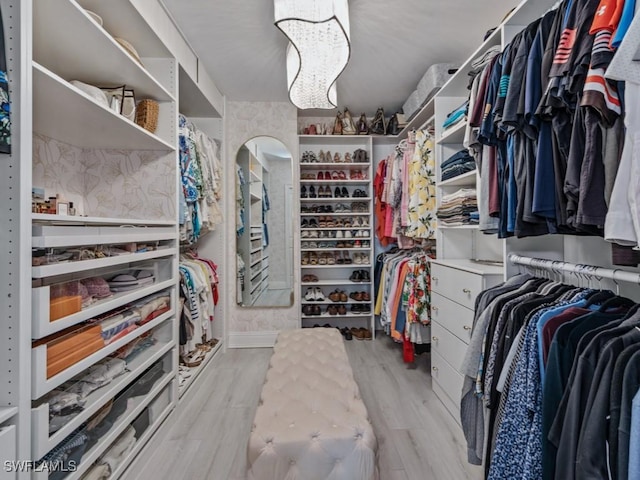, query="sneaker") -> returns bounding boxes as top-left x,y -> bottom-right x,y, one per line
336,230 -> 344,239
314,287 -> 325,301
